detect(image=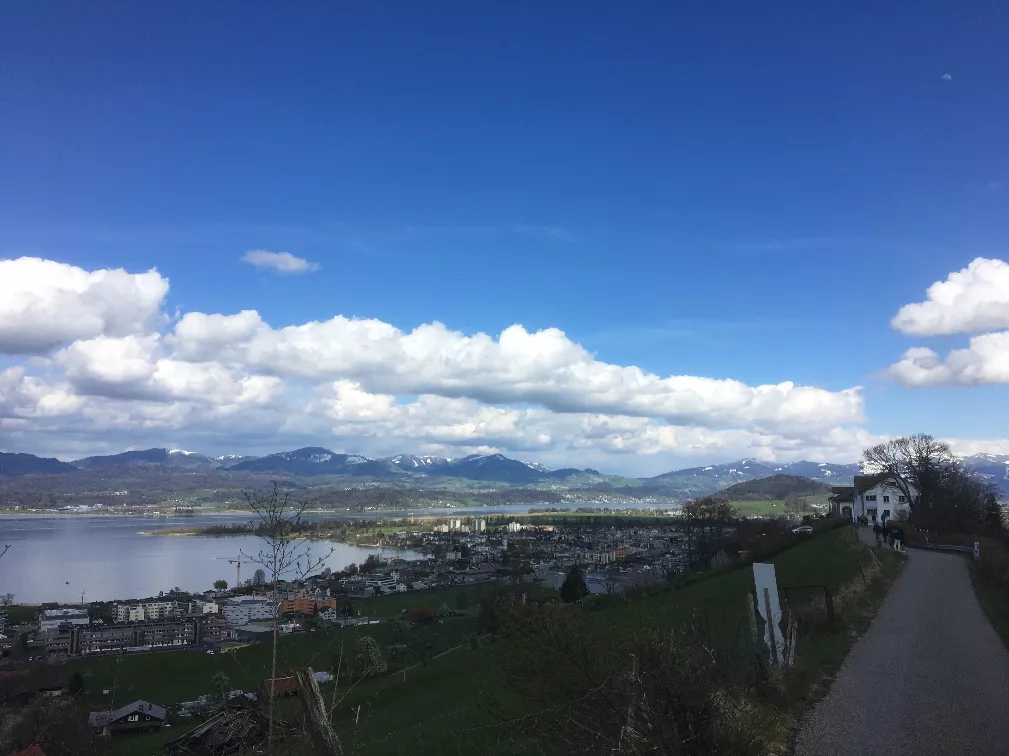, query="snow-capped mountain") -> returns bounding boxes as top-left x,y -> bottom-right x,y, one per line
386,454 -> 450,471
963,453 -> 1009,490
215,454 -> 260,465
225,447 -> 394,477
